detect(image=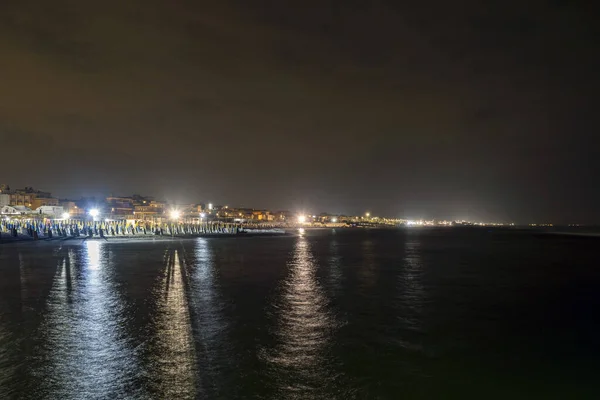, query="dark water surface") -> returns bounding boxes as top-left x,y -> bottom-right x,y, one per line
1,228 -> 599,399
